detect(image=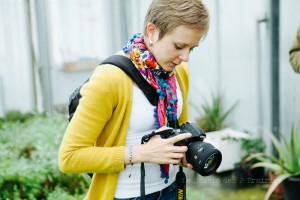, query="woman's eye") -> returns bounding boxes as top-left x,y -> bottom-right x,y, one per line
175,45 -> 183,50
